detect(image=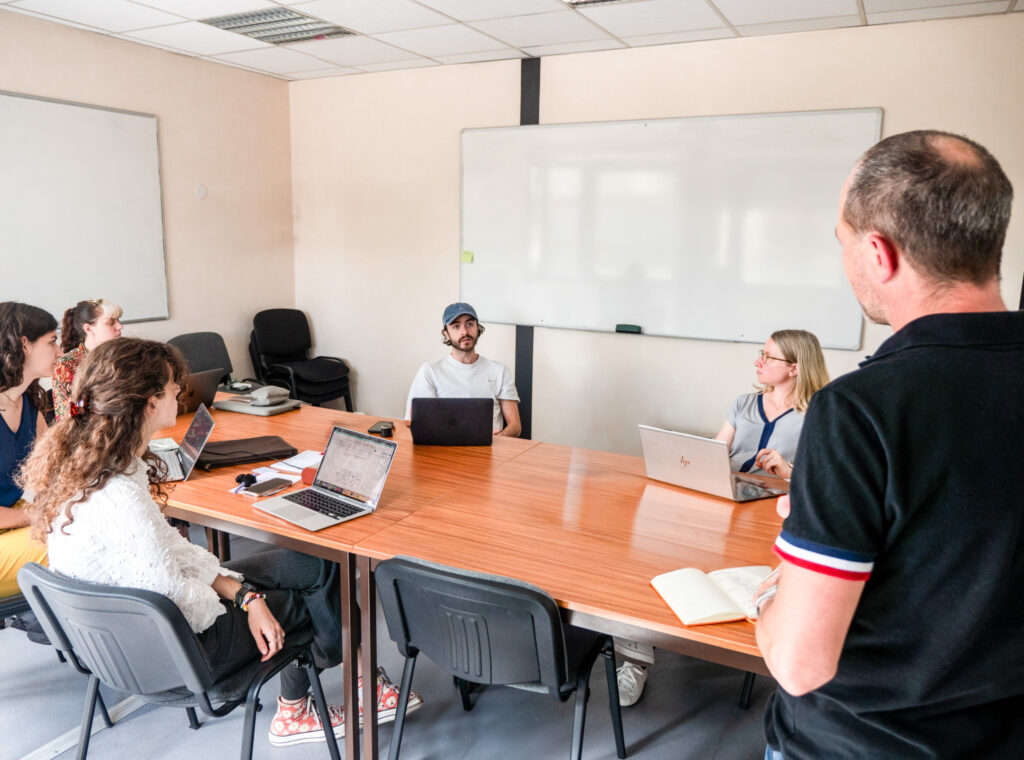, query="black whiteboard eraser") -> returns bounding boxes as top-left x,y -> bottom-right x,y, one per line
615,324 -> 642,334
